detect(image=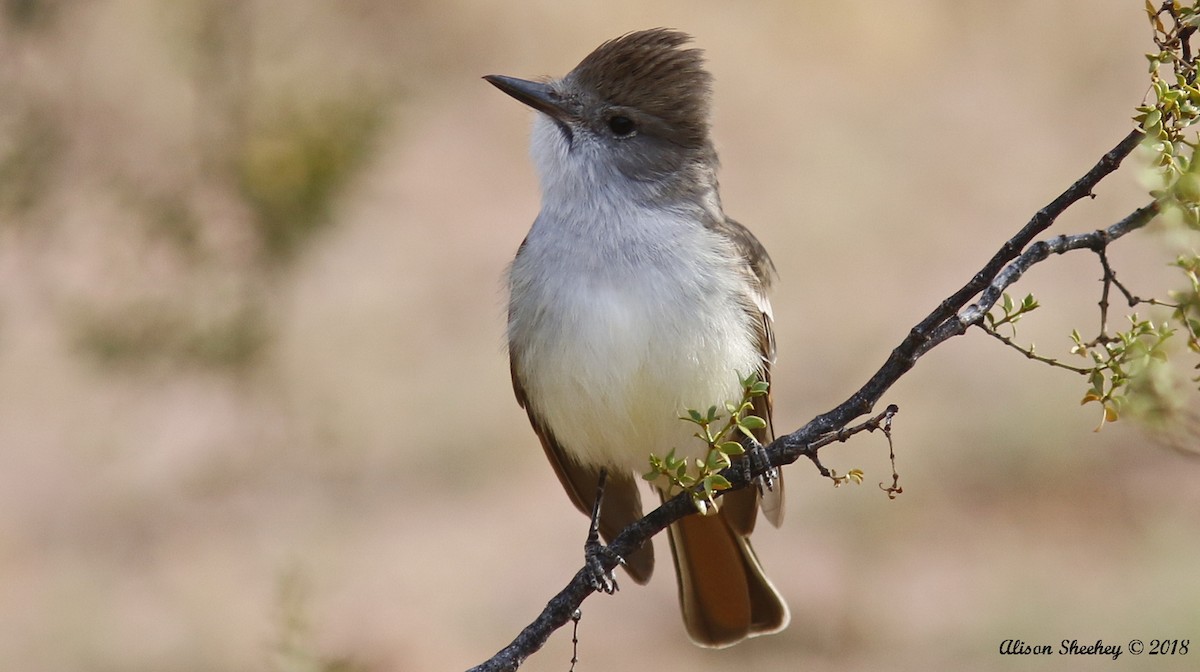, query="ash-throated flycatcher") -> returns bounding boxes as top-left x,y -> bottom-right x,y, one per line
486,28 -> 788,647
